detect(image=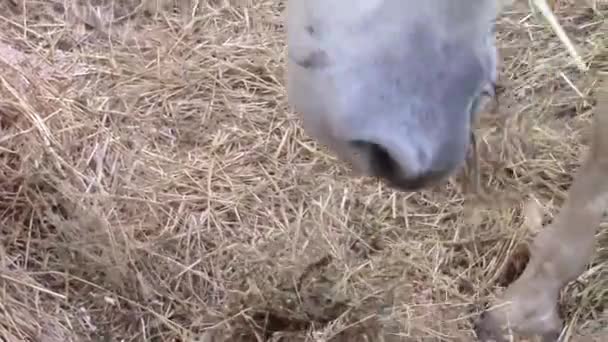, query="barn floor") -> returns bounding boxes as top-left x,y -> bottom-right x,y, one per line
0,1 -> 606,341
